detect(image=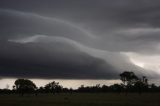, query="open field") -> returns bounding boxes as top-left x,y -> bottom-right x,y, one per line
0,93 -> 160,106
